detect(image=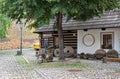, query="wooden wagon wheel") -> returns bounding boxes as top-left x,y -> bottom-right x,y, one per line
64,46 -> 75,57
